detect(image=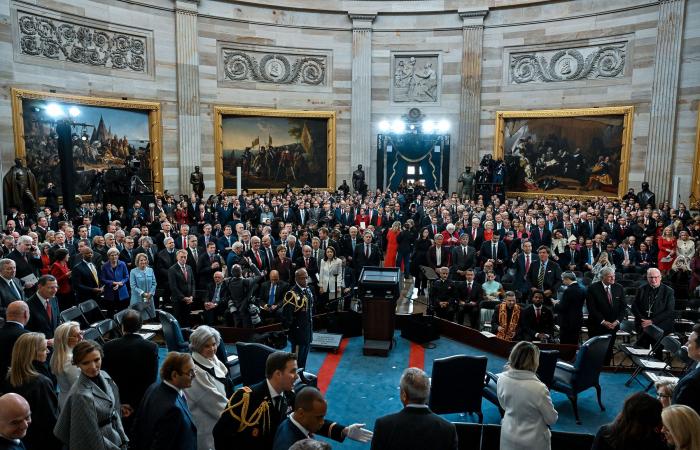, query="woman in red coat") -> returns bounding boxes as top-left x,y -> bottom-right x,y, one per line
383,221 -> 401,267
354,207 -> 370,230
49,248 -> 74,309
657,226 -> 677,274
39,243 -> 52,275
